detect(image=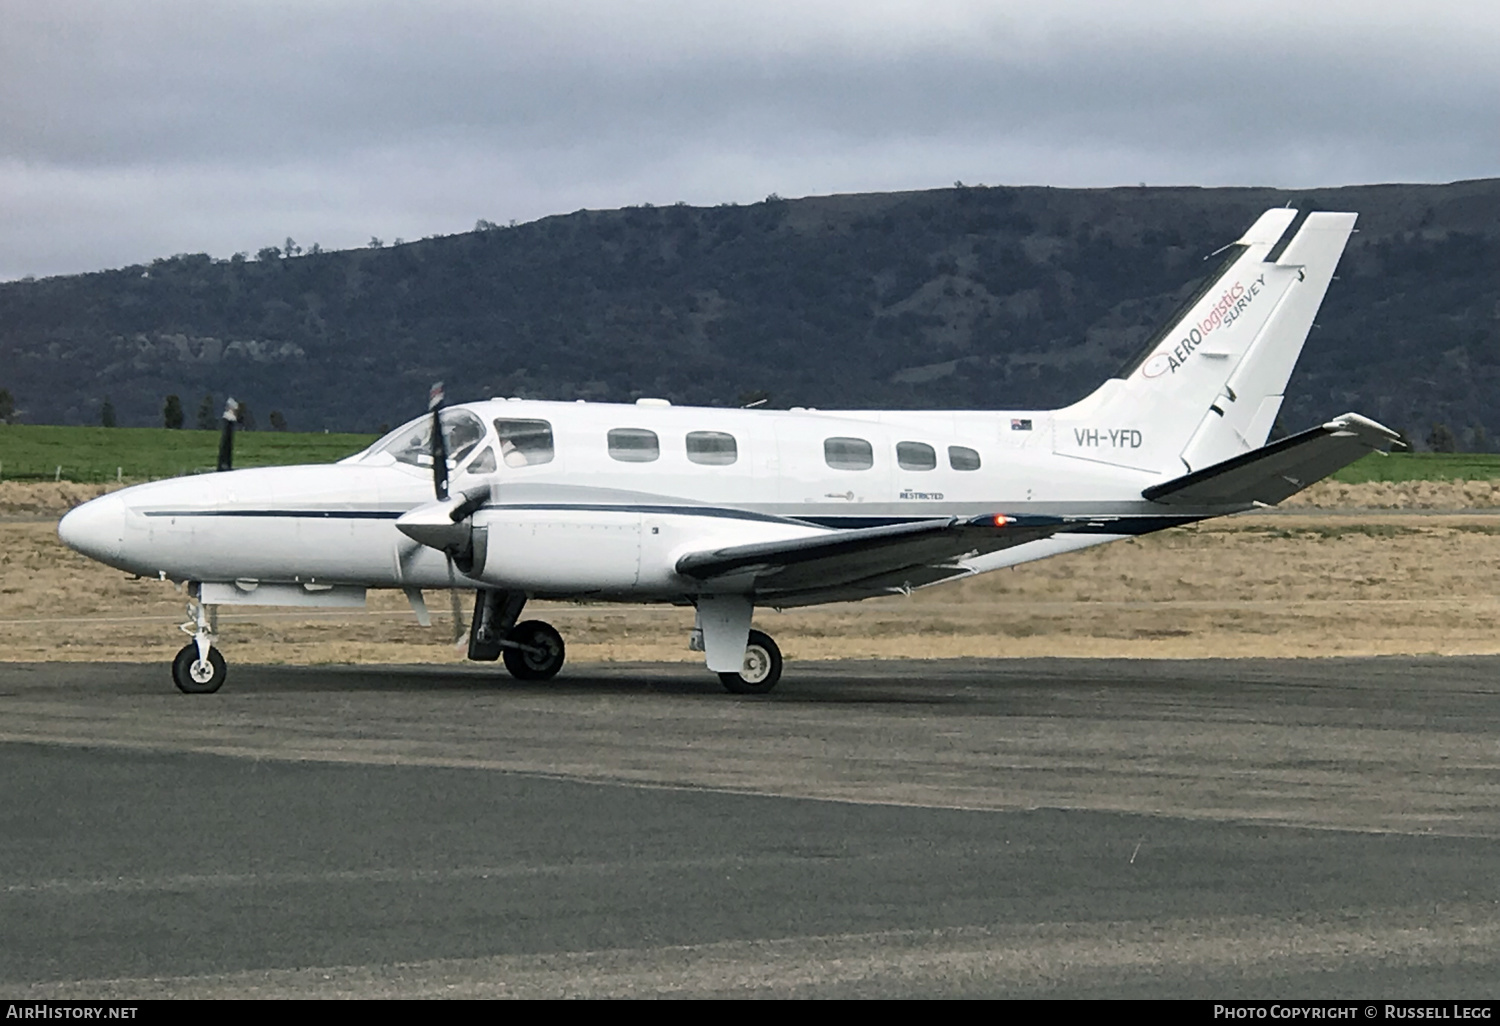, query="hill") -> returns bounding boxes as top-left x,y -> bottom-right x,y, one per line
2,179 -> 1497,445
